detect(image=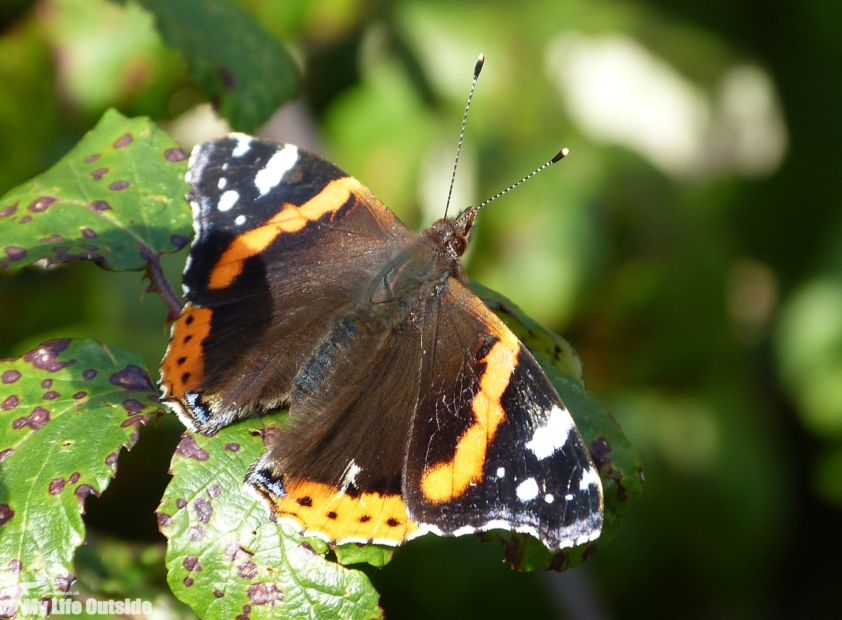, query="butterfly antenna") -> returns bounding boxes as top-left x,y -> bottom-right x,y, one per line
475,149 -> 569,212
444,53 -> 485,220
